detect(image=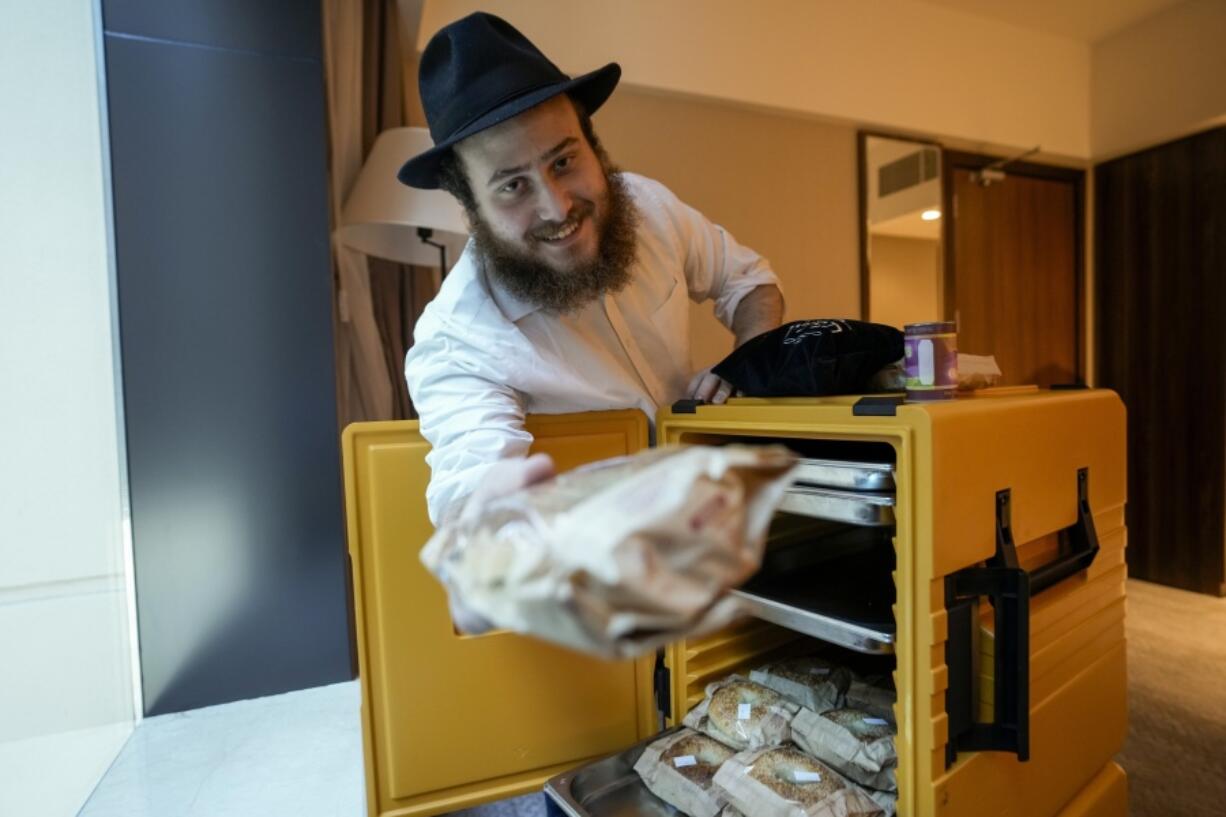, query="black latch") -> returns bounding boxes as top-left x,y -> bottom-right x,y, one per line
671,398 -> 704,414
653,651 -> 672,720
853,395 -> 904,416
